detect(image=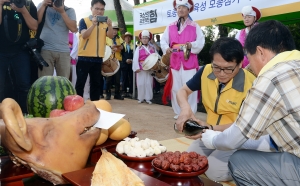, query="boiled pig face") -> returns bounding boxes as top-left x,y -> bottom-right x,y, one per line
0,98 -> 101,185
